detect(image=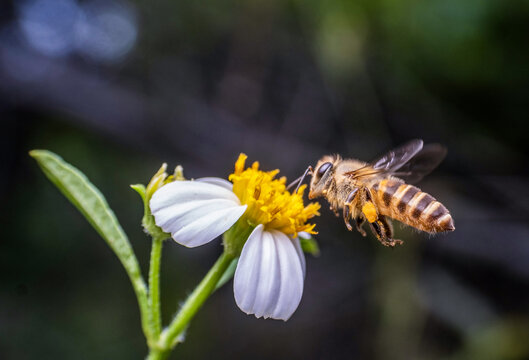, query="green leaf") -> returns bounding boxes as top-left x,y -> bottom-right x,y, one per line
29,150 -> 152,340
31,150 -> 138,269
300,235 -> 320,257
214,258 -> 238,291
